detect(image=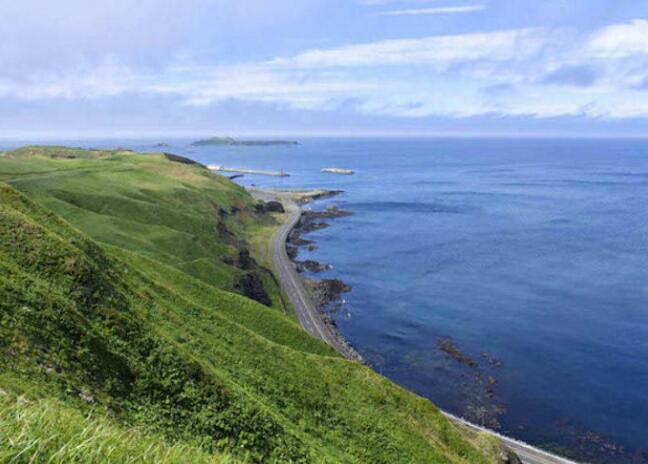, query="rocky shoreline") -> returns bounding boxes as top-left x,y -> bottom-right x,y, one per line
285,199 -> 361,360
283,196 -> 510,427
